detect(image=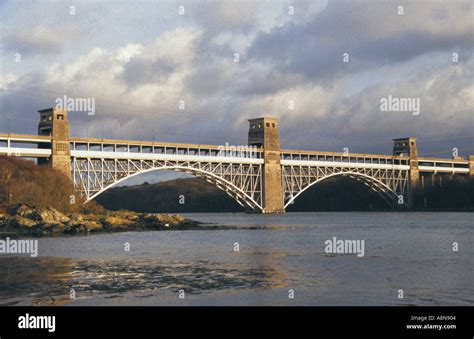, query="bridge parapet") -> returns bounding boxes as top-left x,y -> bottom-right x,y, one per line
281,150 -> 410,165
69,137 -> 263,159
